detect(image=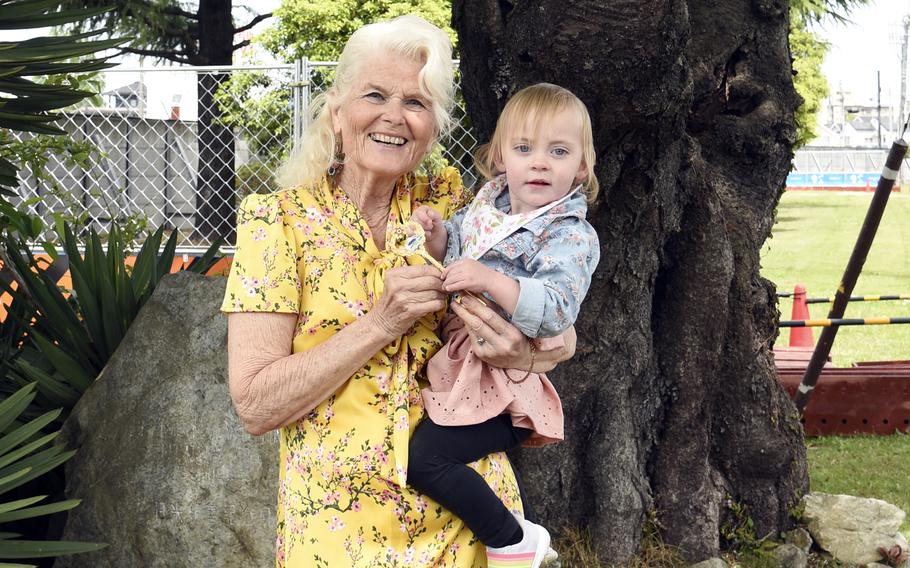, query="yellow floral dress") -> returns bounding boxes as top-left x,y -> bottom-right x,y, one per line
221,167 -> 524,568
